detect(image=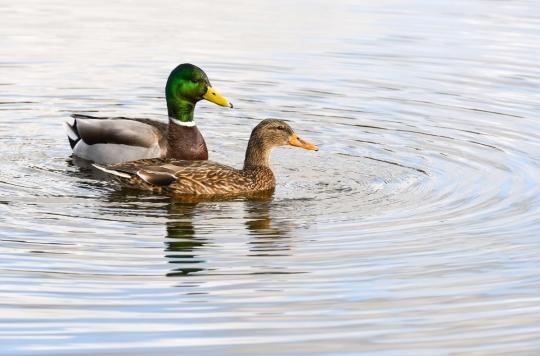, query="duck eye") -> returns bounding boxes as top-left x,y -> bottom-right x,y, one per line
276,125 -> 286,131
